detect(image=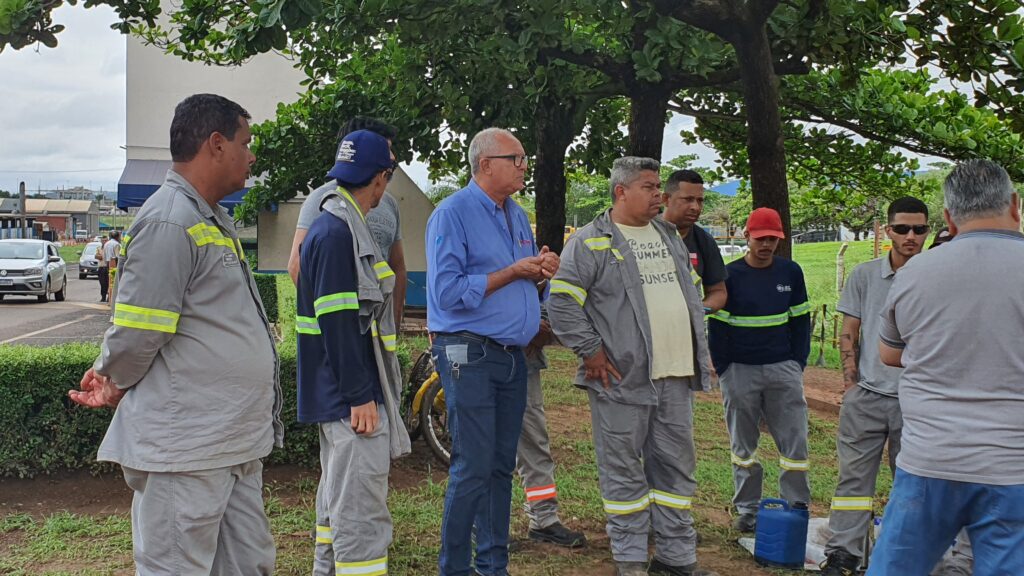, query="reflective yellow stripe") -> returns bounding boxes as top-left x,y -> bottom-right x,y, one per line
380,333 -> 397,352
119,234 -> 132,257
831,496 -> 873,511
731,451 -> 757,468
584,237 -> 612,251
690,267 -> 701,286
789,301 -> 811,317
337,187 -> 365,222
550,279 -> 587,307
603,493 -> 652,515
651,489 -> 692,510
371,320 -> 379,337
113,303 -> 180,333
186,223 -> 238,256
779,456 -> 809,471
314,292 -> 359,317
336,556 -> 387,575
296,315 -> 321,335
710,310 -> 790,327
610,248 -> 625,261
315,524 -> 332,544
373,261 -> 395,280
